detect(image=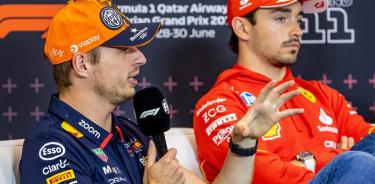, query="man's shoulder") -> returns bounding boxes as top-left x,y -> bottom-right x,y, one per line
296,78 -> 337,93
25,114 -> 66,141
22,114 -> 79,156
